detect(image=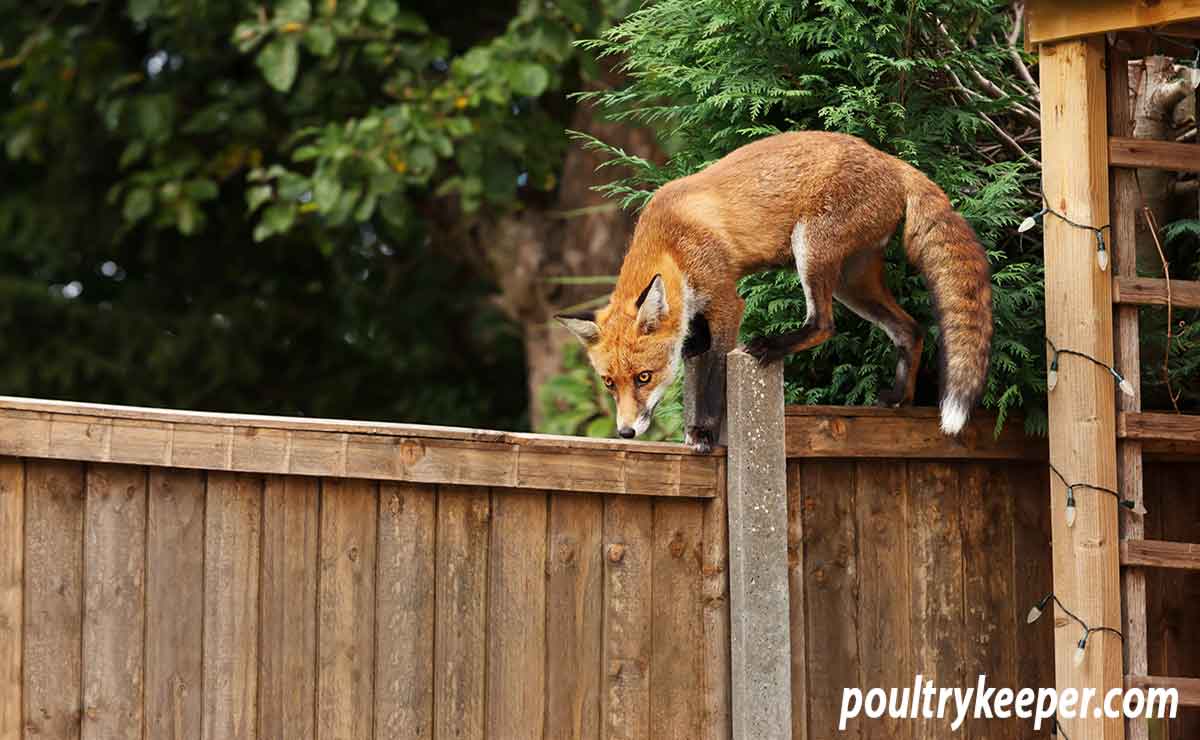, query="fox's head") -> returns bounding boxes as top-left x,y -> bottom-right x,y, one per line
556,273 -> 684,439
